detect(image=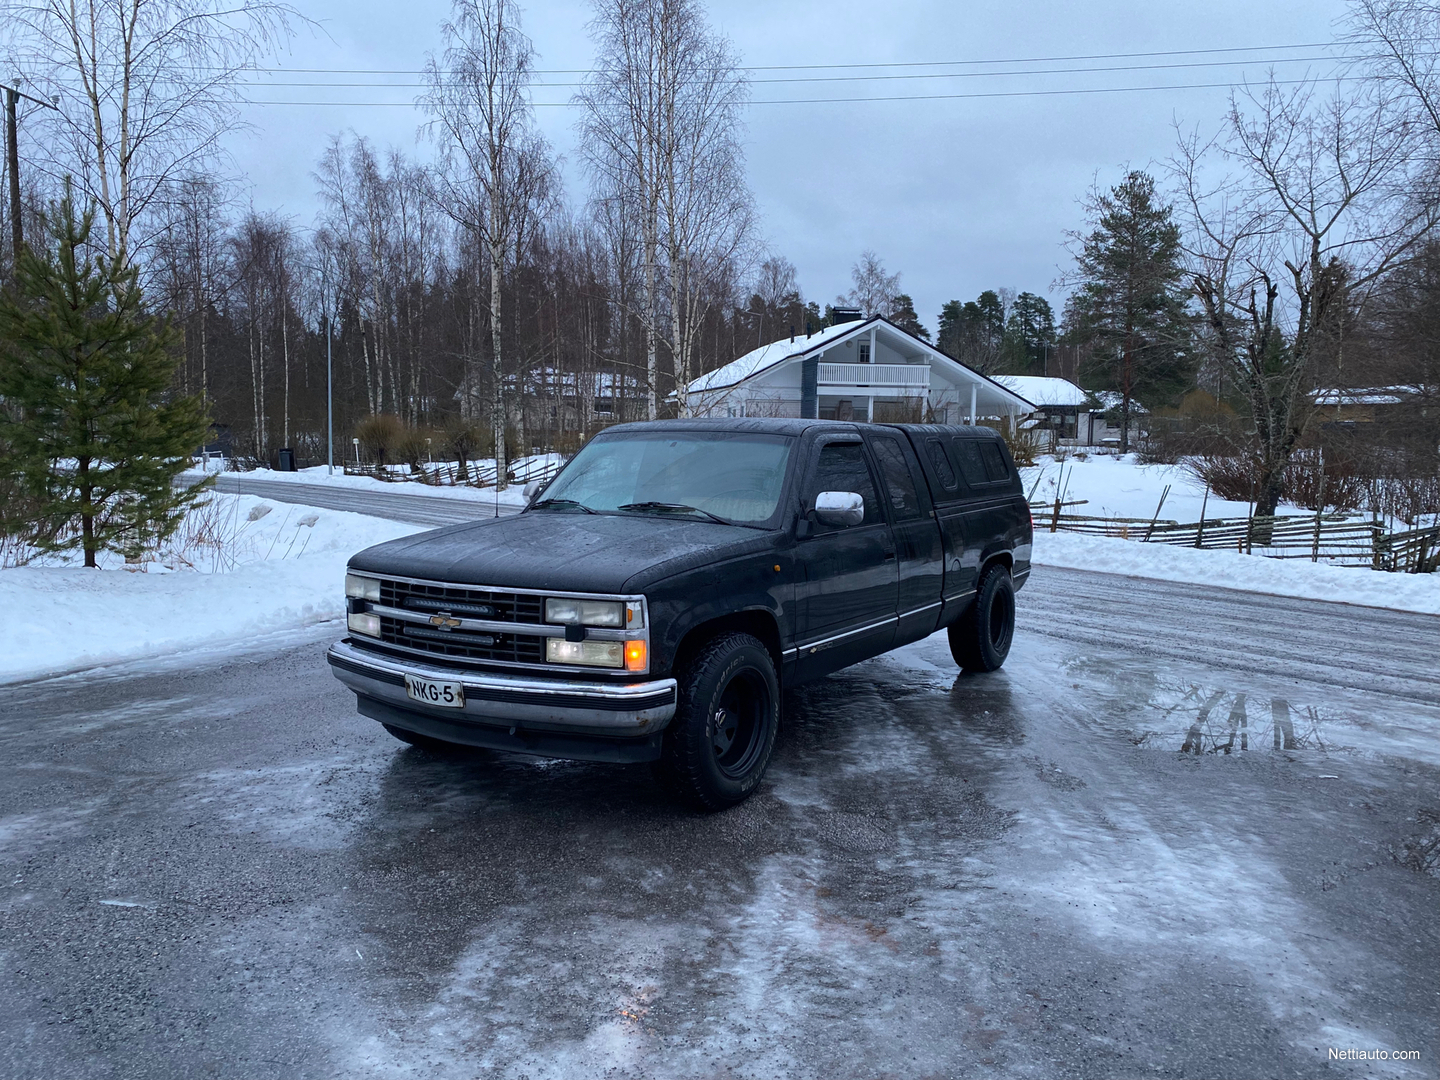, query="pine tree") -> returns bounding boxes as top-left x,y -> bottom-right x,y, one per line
0,188 -> 211,567
888,294 -> 931,340
1063,171 -> 1193,453
937,291 -> 1007,371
